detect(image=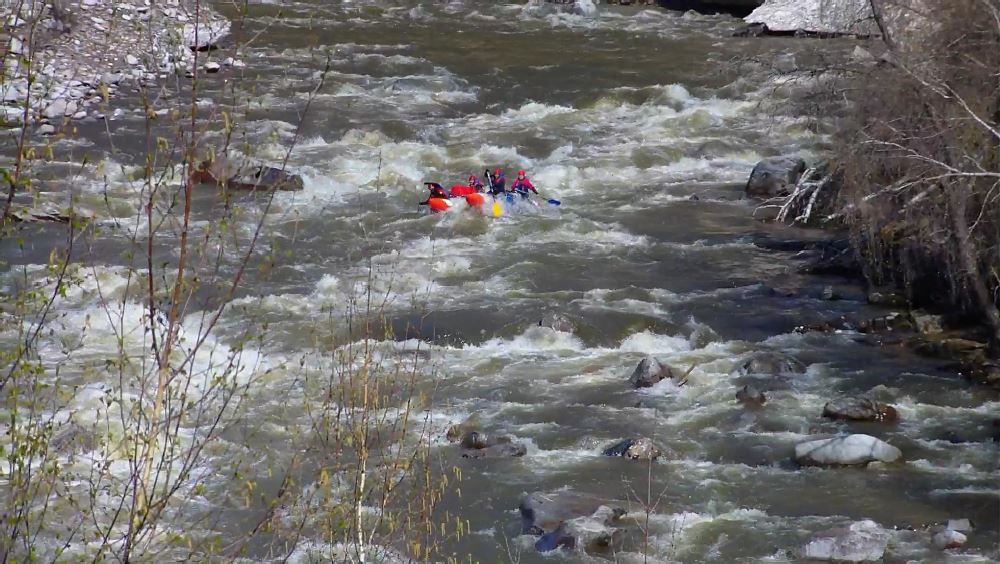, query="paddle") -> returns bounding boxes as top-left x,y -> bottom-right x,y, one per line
541,196 -> 561,206
483,172 -> 502,217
